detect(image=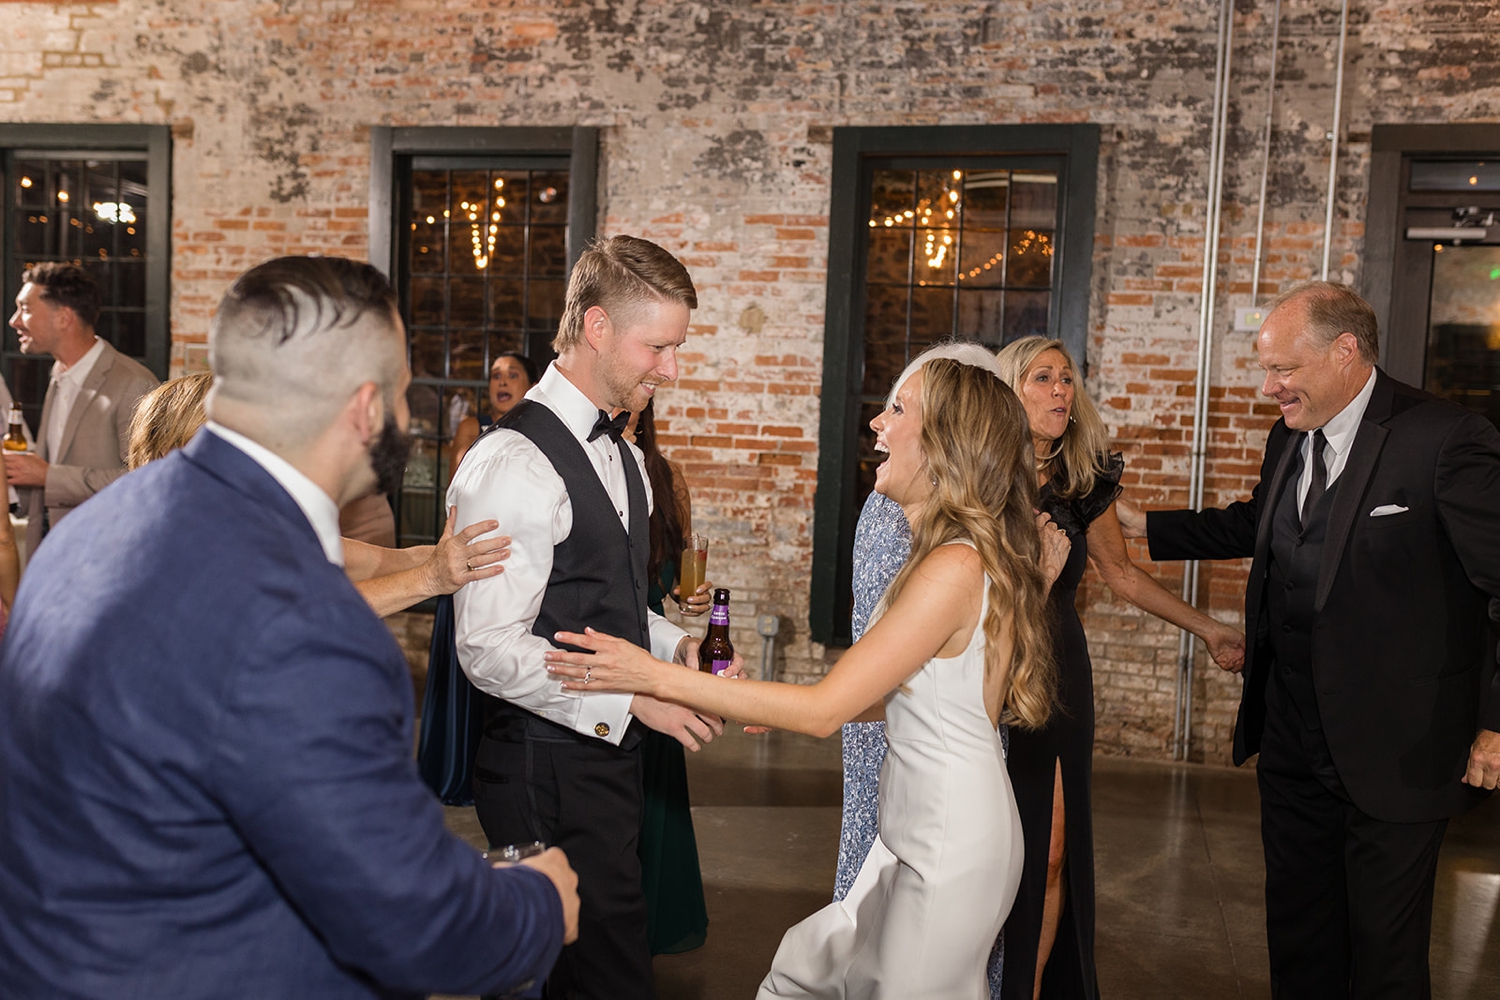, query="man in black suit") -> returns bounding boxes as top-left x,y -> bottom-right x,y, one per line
1119,281 -> 1500,998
